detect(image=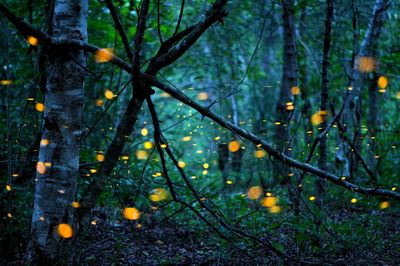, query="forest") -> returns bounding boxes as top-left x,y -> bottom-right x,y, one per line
0,0 -> 399,265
